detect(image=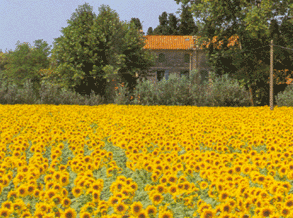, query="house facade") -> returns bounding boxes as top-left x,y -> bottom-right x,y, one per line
138,34 -> 213,87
